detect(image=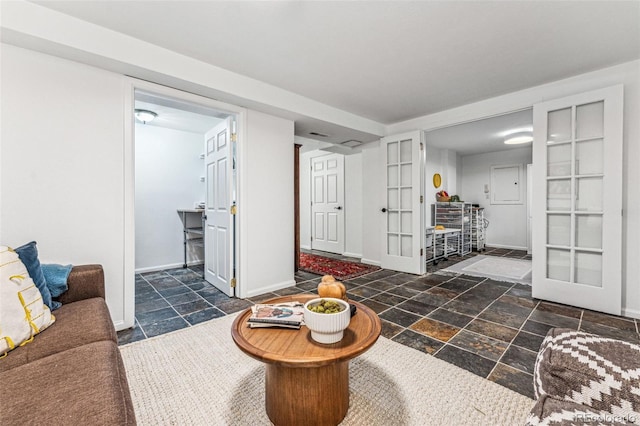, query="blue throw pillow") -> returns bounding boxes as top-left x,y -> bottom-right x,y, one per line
41,264 -> 72,298
14,241 -> 57,311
